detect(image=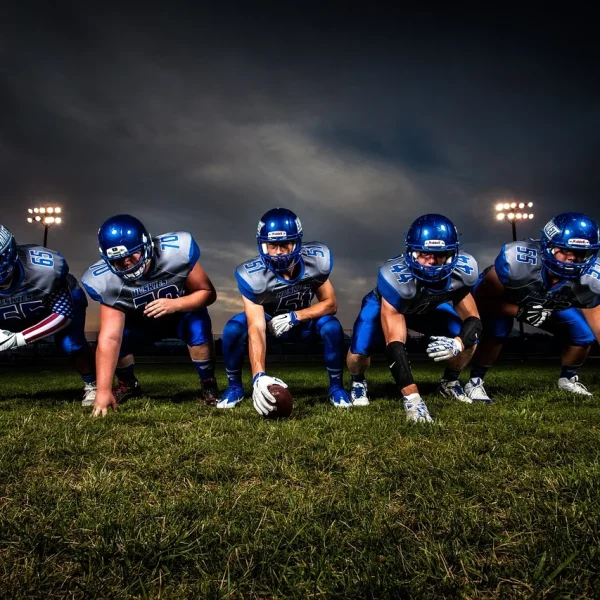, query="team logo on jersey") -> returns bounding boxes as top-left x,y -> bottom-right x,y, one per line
424,239 -> 446,249
268,231 -> 288,240
567,238 -> 590,247
543,220 -> 560,239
